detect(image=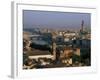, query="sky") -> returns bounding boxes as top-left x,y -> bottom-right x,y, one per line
23,10 -> 91,31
